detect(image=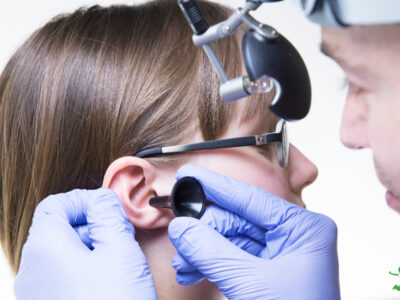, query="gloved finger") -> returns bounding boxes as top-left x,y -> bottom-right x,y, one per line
169,217 -> 256,286
74,224 -> 93,249
228,235 -> 263,255
172,205 -> 265,275
177,164 -> 304,230
84,189 -> 153,280
18,214 -> 90,278
172,253 -> 194,272
172,234 -> 263,273
176,270 -> 204,286
25,189 -> 111,256
171,204 -> 265,275
84,188 -> 137,251
33,189 -> 90,226
200,205 -> 266,244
